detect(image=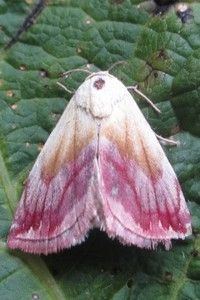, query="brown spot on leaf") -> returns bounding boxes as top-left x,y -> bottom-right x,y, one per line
19,64 -> 27,71
164,271 -> 173,282
32,293 -> 40,300
85,19 -> 91,24
77,47 -> 82,54
157,49 -> 168,60
6,90 -> 15,97
11,104 -> 17,110
39,69 -> 49,78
